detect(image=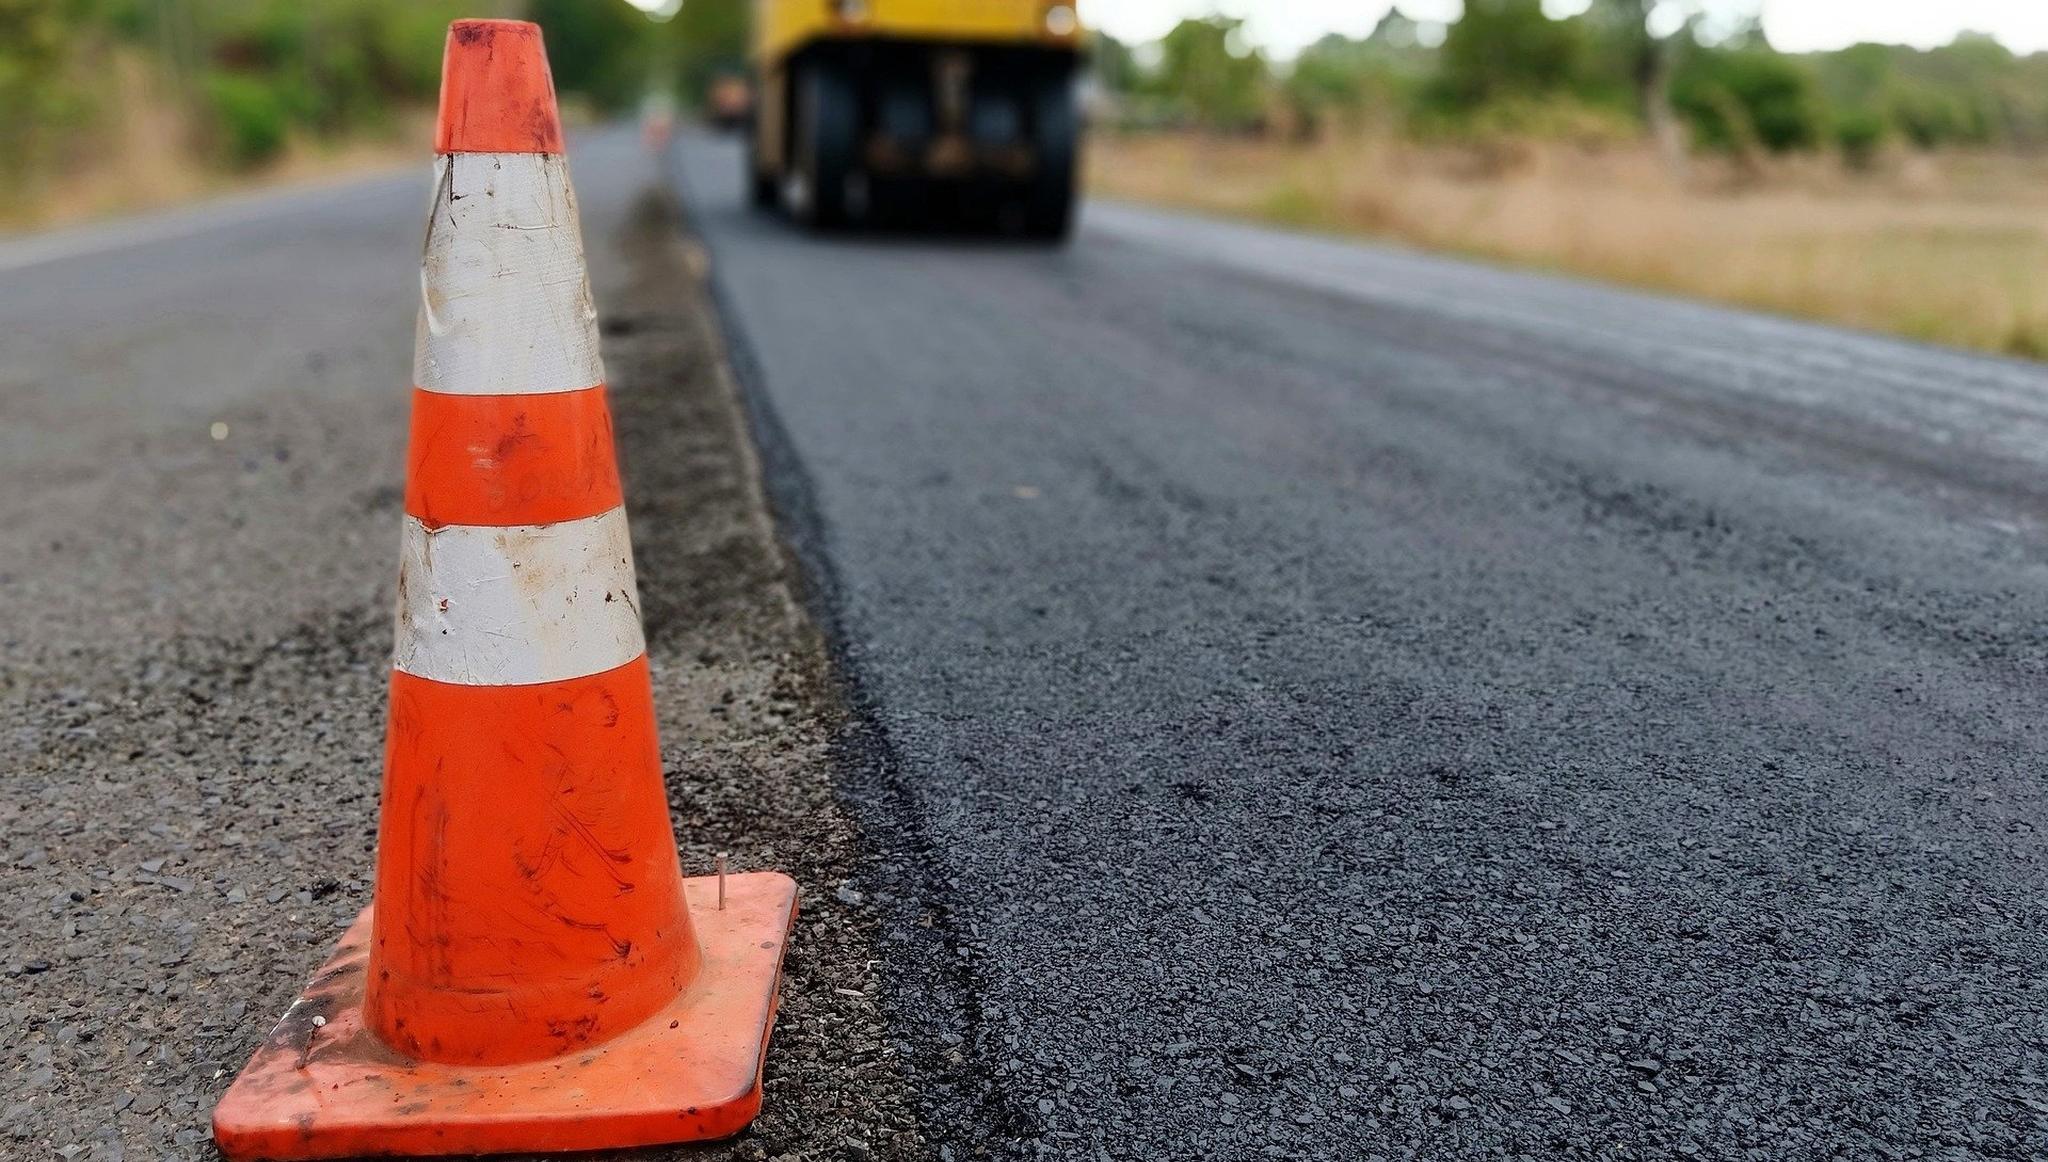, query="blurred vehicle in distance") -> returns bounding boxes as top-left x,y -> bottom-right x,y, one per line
748,0 -> 1084,239
641,89 -> 680,152
708,73 -> 754,133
